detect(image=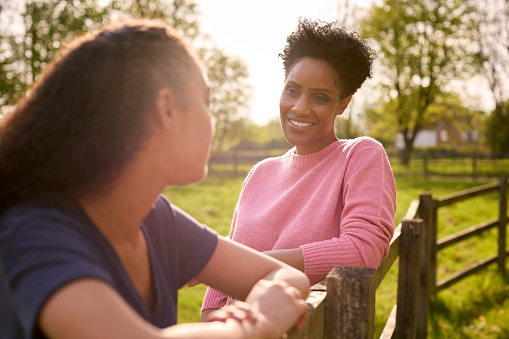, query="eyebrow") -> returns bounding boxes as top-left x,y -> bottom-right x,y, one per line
287,81 -> 332,93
